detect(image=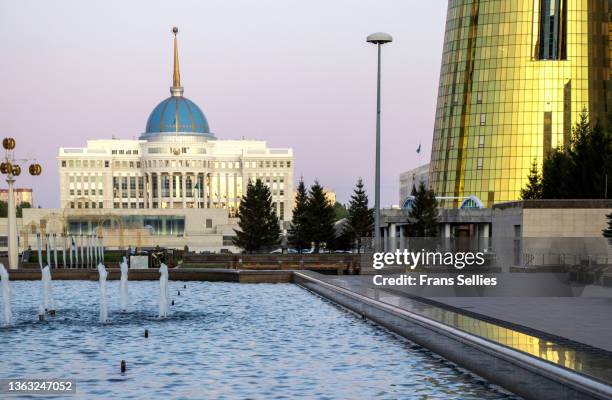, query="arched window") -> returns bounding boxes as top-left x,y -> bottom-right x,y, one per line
402,196 -> 416,211
460,196 -> 484,210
